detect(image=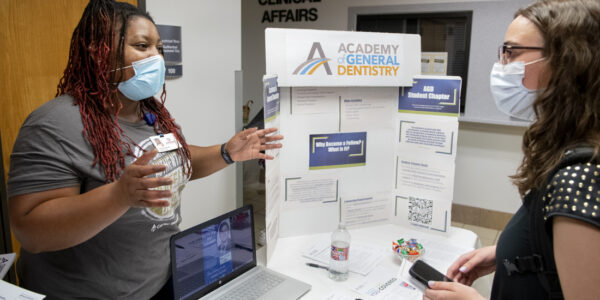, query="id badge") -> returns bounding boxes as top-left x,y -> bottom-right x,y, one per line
150,133 -> 180,152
